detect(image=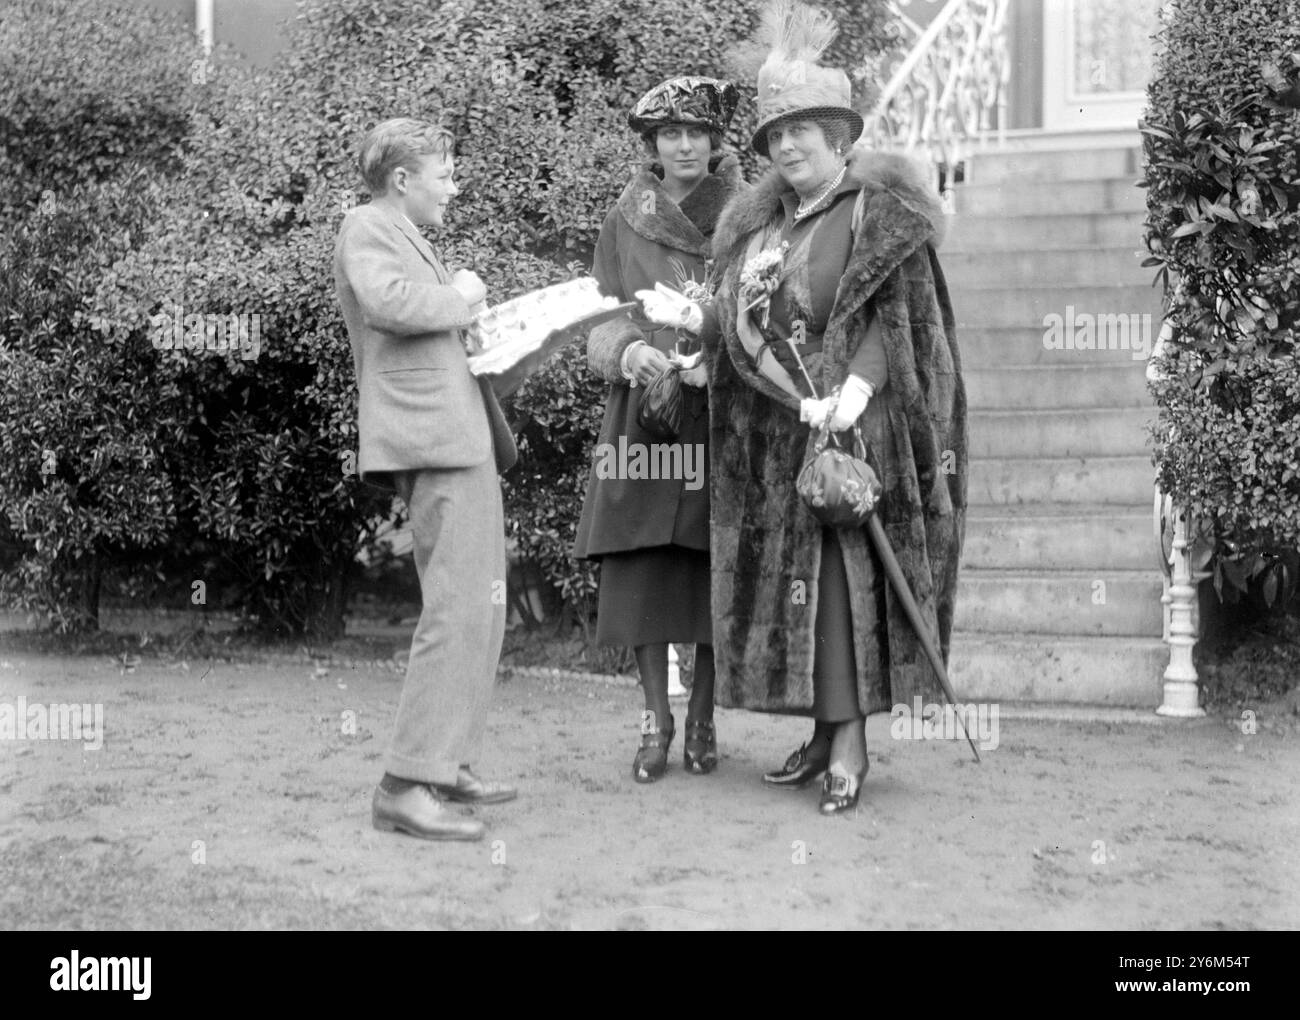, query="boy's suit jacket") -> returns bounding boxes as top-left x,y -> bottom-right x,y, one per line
334,202 -> 517,489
